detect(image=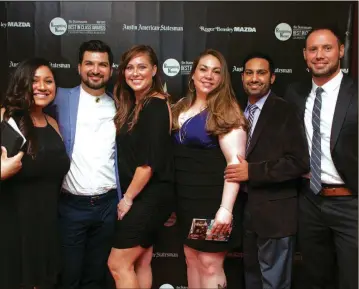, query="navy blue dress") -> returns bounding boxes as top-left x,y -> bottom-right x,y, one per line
173,110 -> 242,252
